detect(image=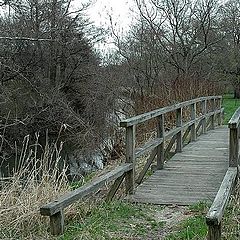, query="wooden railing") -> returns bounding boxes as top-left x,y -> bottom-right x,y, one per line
40,164 -> 133,235
206,106 -> 240,240
120,96 -> 223,192
40,96 -> 223,235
